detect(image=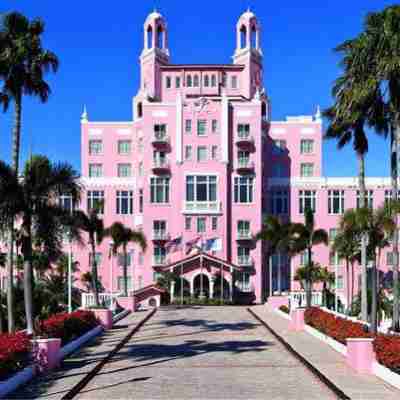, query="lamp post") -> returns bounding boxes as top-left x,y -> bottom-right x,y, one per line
109,240 -> 114,311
